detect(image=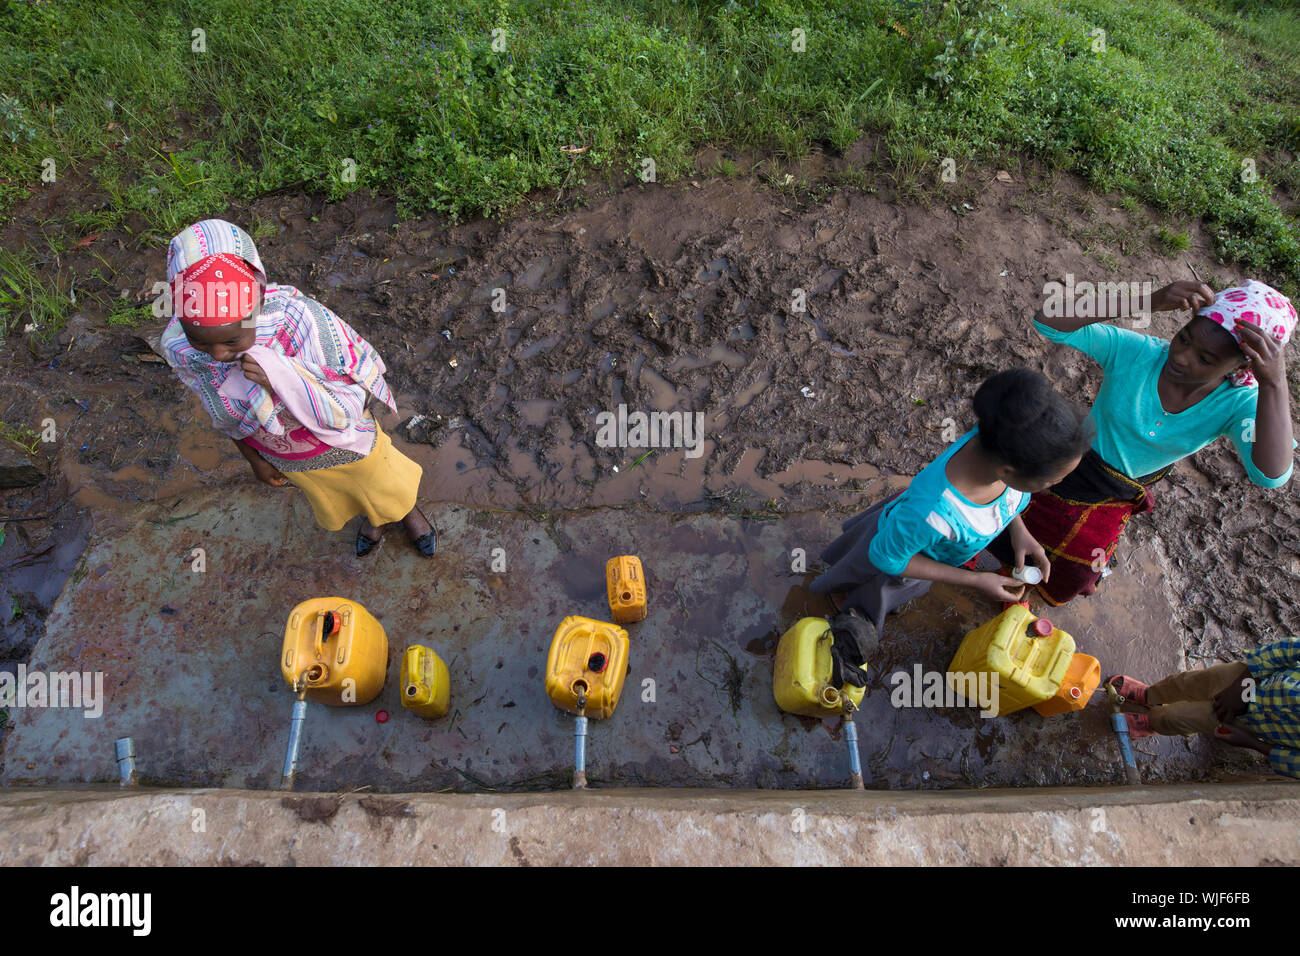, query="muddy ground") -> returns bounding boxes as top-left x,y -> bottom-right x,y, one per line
0,144 -> 1296,786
